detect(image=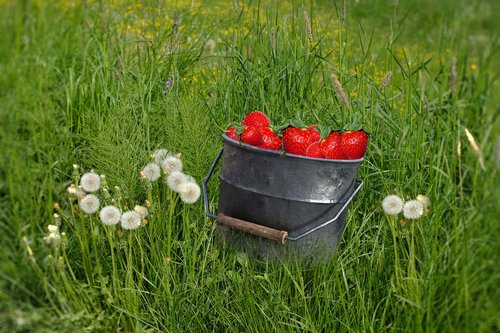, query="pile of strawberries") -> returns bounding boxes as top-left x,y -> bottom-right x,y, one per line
225,110 -> 368,160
